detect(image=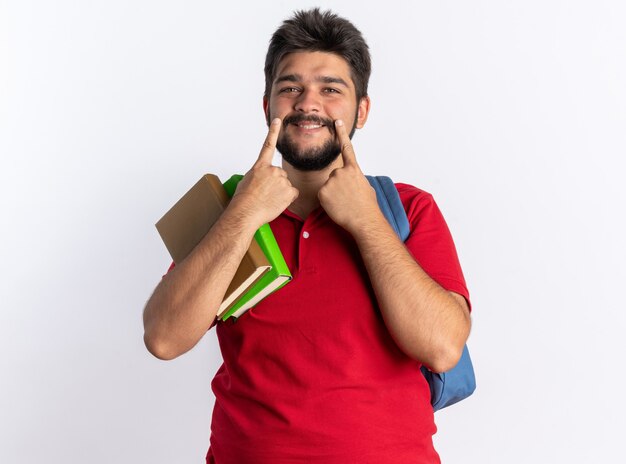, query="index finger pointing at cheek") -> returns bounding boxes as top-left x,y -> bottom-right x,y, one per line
255,118 -> 282,167
335,119 -> 358,168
